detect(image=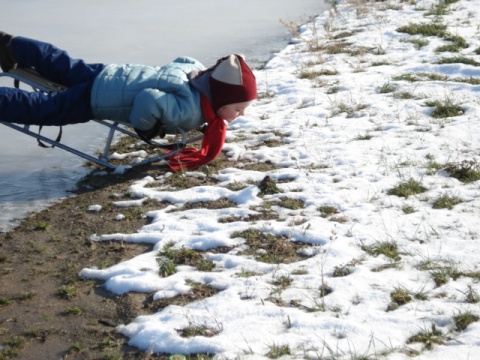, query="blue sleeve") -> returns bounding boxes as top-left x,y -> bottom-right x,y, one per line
129,88 -> 202,132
